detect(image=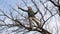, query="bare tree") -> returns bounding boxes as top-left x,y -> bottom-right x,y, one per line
0,0 -> 59,34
